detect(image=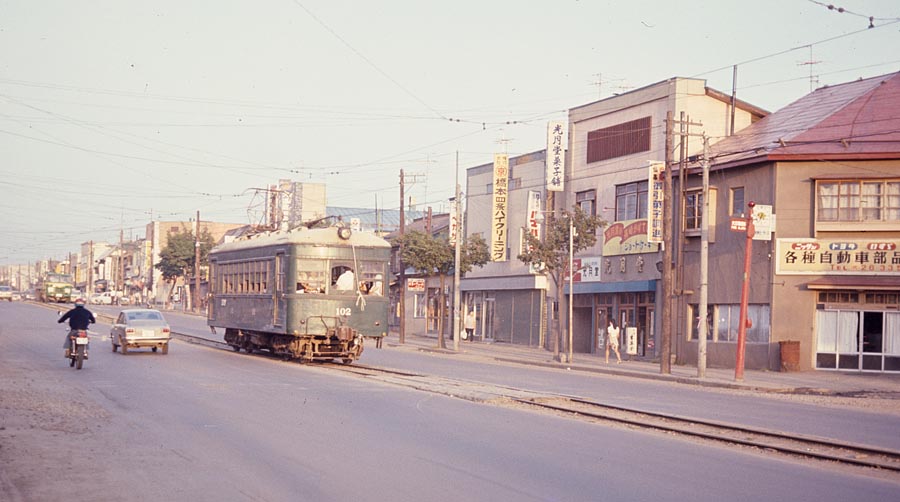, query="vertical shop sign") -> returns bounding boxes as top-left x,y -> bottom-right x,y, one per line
546,121 -> 565,191
491,154 -> 509,261
648,161 -> 665,243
